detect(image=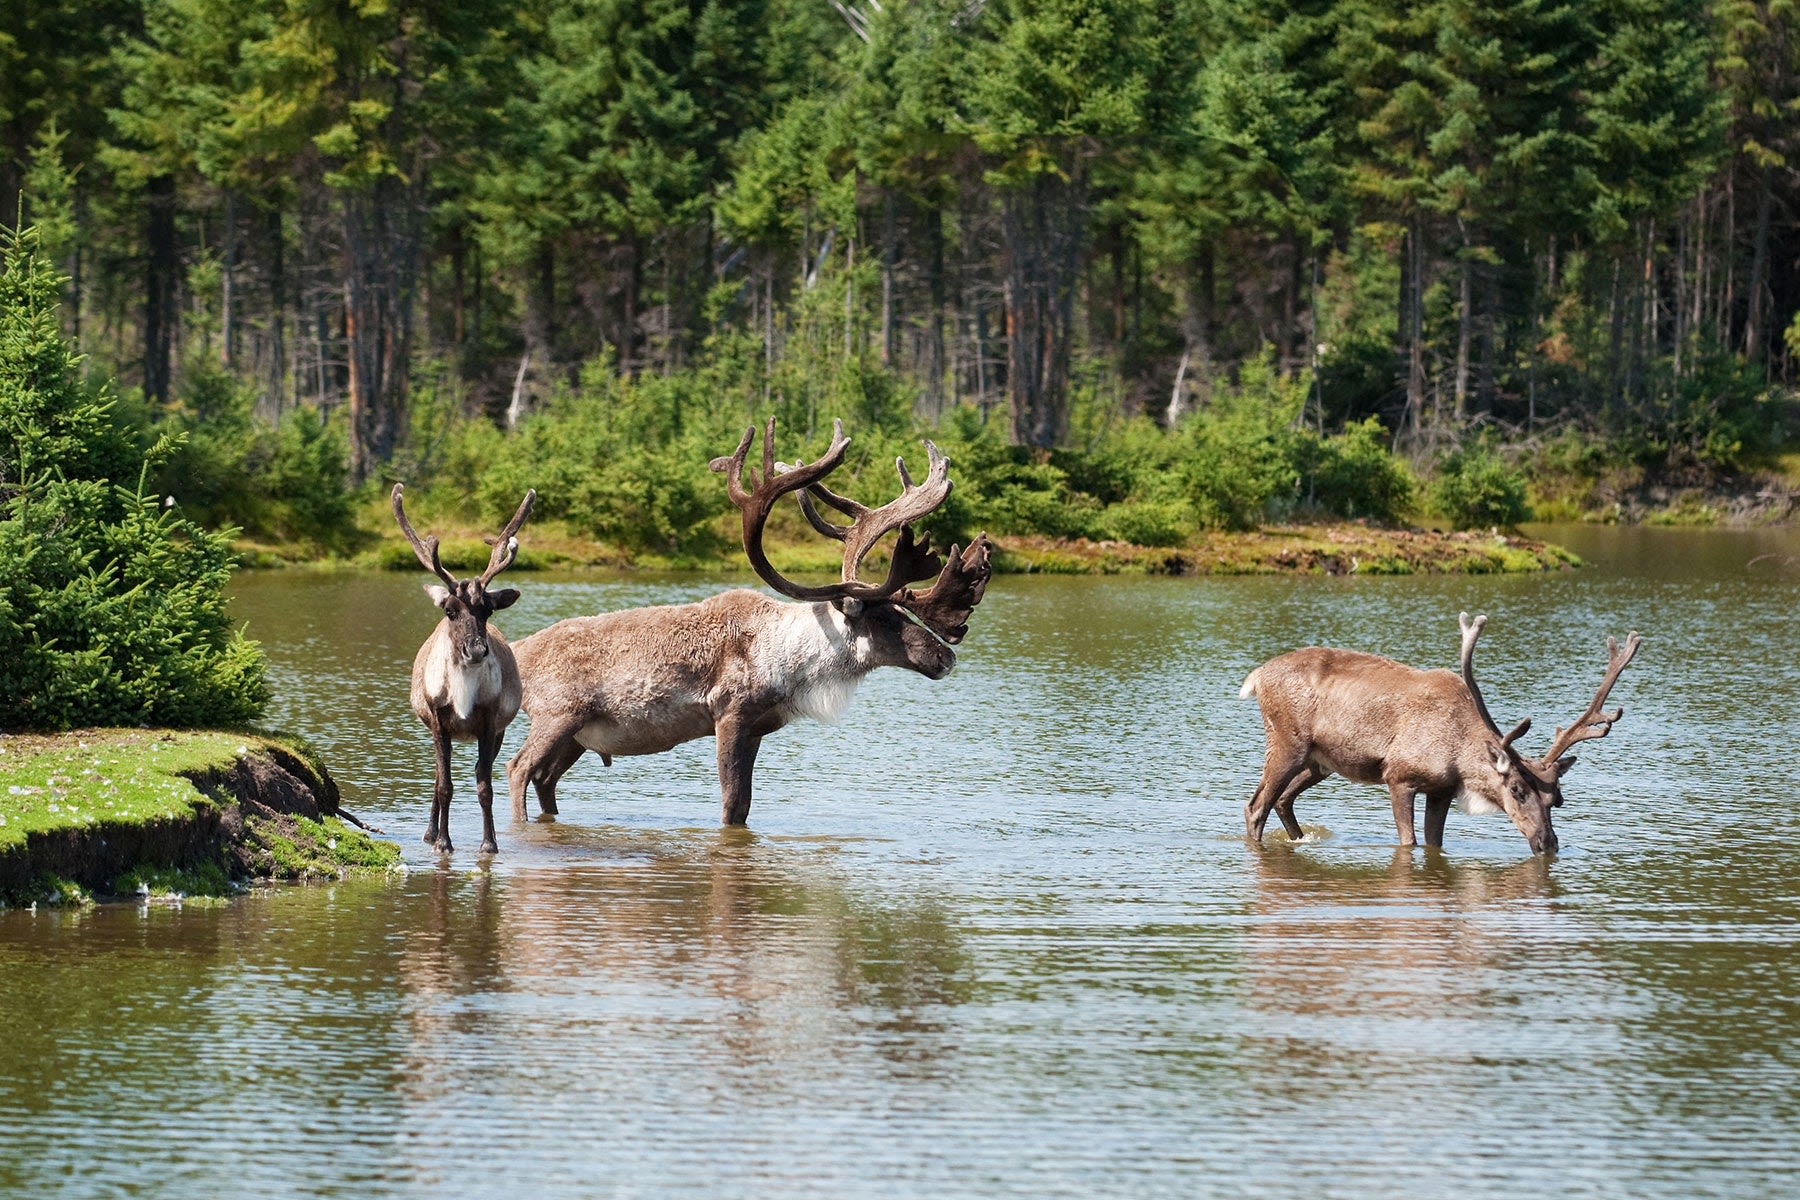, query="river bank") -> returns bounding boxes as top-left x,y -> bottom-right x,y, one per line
236,514 -> 1580,576
0,730 -> 399,907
